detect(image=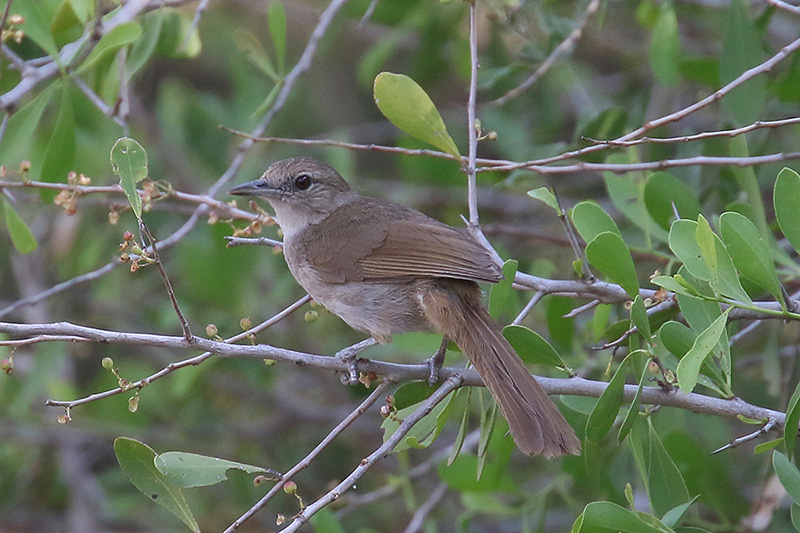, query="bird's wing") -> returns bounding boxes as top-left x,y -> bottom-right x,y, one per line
297,197 -> 502,284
